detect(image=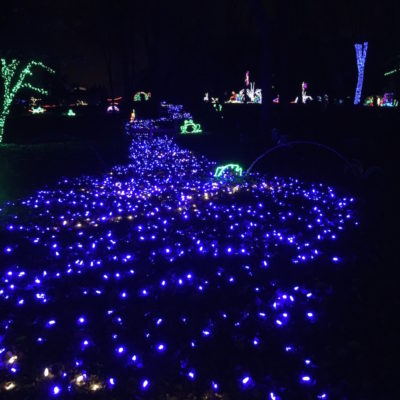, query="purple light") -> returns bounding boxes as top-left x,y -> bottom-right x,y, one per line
301,375 -> 312,384
141,379 -> 149,389
157,343 -> 166,352
52,385 -> 61,395
241,375 -> 253,388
